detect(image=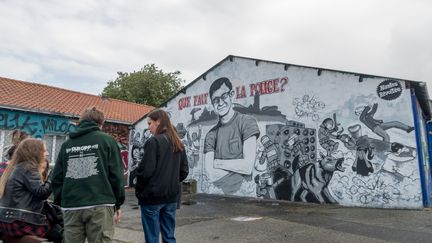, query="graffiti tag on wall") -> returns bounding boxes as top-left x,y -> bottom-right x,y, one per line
0,110 -> 76,138
102,122 -> 130,146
